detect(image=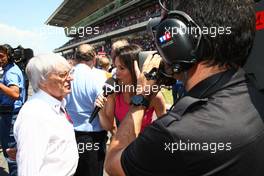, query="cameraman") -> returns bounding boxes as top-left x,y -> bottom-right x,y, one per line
0,44 -> 26,176
105,0 -> 264,175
